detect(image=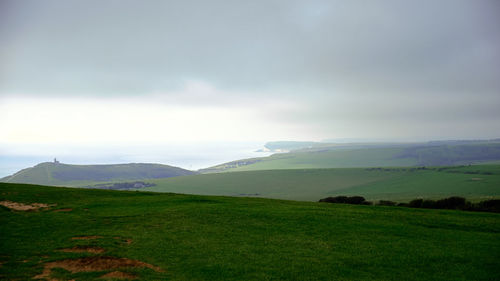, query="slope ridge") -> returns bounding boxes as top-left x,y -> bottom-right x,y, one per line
1,162 -> 196,186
